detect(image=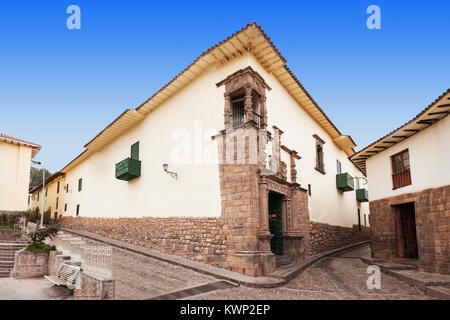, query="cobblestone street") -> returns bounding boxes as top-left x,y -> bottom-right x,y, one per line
75,237 -> 218,300
192,245 -> 430,300
0,243 -> 432,300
